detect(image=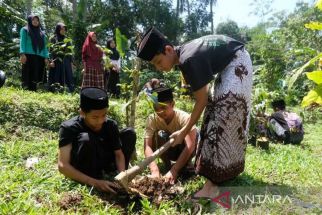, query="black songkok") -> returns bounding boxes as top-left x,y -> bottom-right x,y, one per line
137,27 -> 169,61
80,87 -> 109,110
153,87 -> 173,103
